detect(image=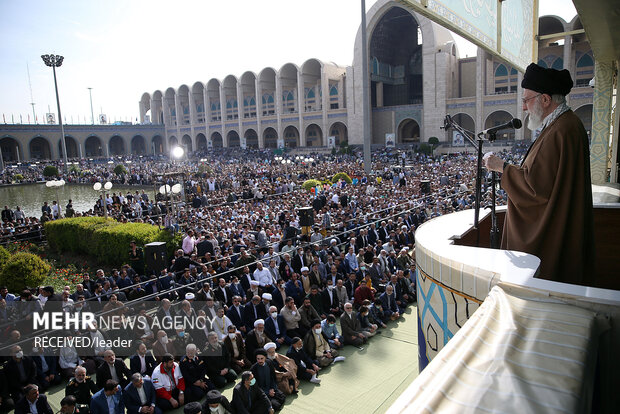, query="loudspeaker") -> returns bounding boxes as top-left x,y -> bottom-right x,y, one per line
298,207 -> 314,227
145,242 -> 167,274
420,180 -> 431,195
